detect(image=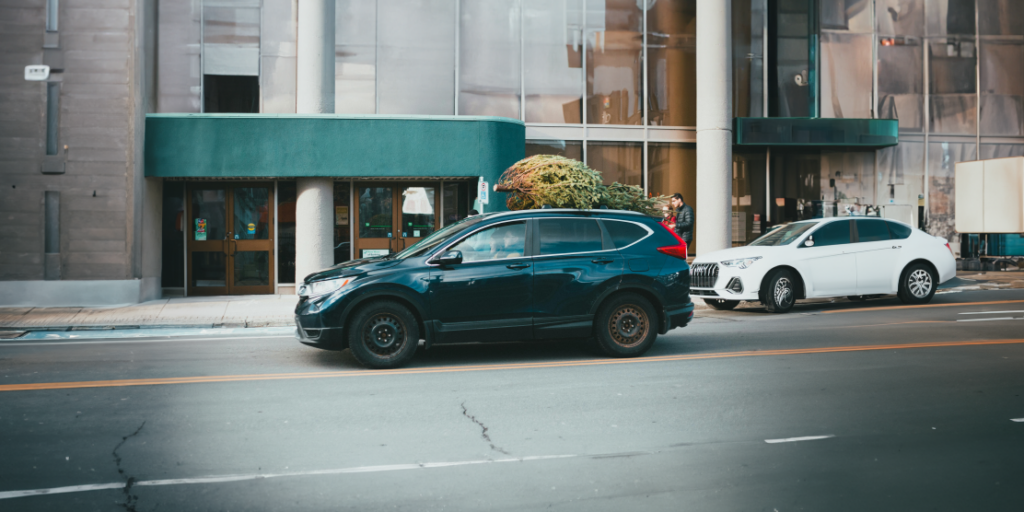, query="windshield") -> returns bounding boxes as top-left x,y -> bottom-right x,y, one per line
391,215 -> 488,259
749,221 -> 817,246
